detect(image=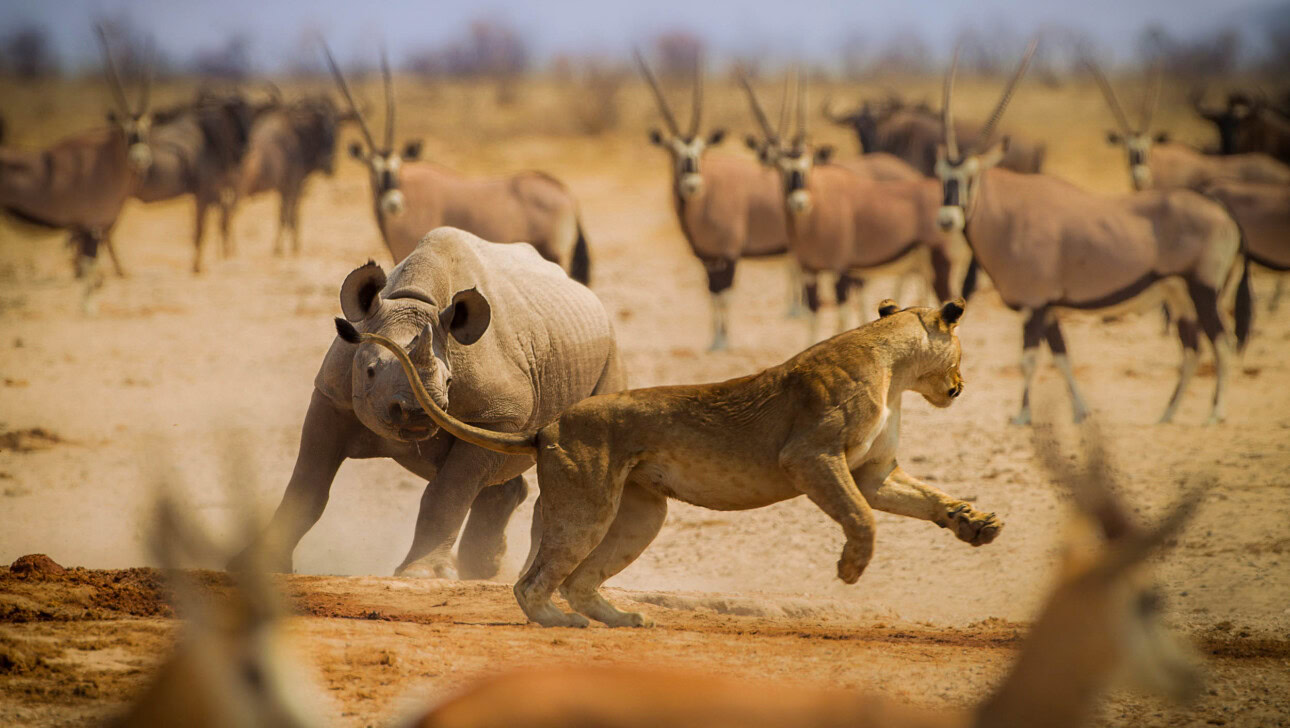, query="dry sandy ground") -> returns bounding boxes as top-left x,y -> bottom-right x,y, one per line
1,85 -> 1289,726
